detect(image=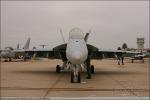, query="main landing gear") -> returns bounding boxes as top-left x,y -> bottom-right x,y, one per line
56,61 -> 68,73
56,65 -> 61,73
4,58 -> 12,62
91,65 -> 94,74
86,57 -> 95,79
